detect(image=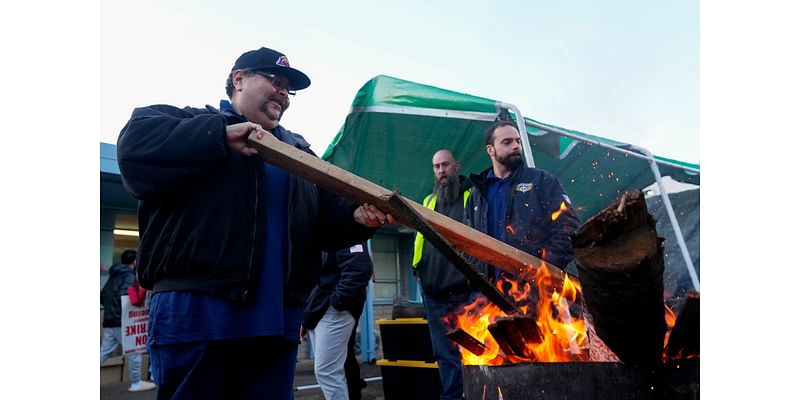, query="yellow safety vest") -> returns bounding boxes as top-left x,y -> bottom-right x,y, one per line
412,190 -> 471,268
